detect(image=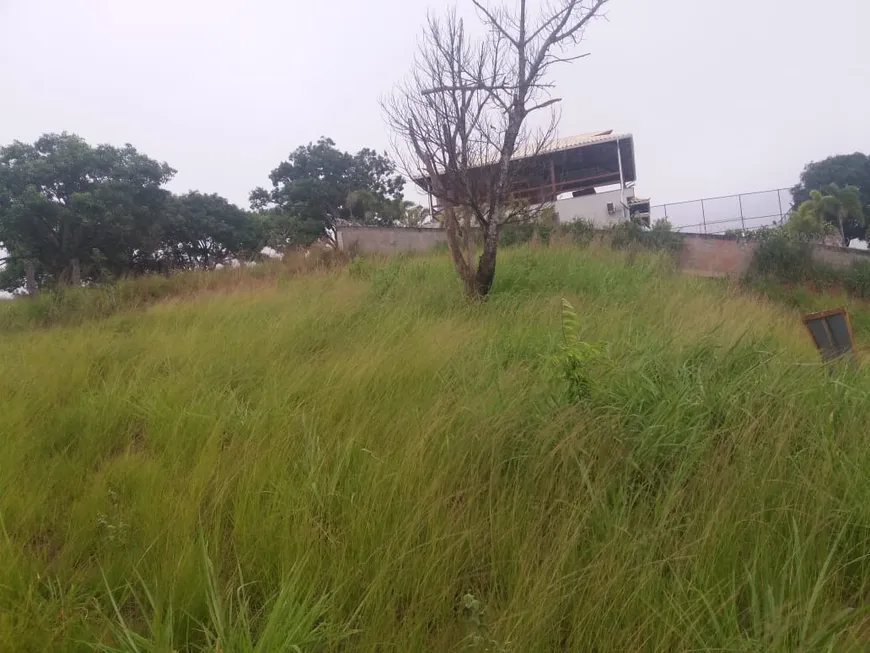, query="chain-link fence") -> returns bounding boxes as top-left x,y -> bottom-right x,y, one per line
650,188 -> 794,234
